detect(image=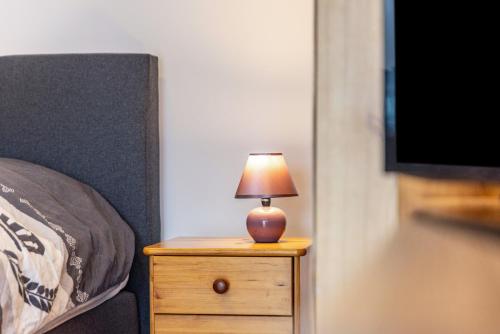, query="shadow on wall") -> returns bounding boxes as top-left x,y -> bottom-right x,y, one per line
274,167 -> 309,237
